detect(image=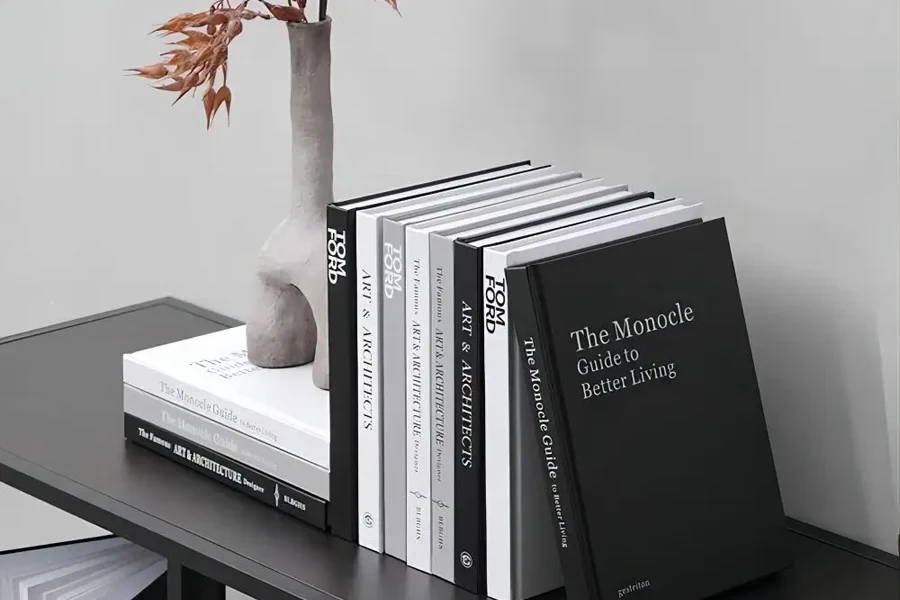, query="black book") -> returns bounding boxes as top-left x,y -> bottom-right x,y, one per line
325,160 -> 533,541
507,218 -> 791,600
452,189 -> 660,594
125,414 -> 328,531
